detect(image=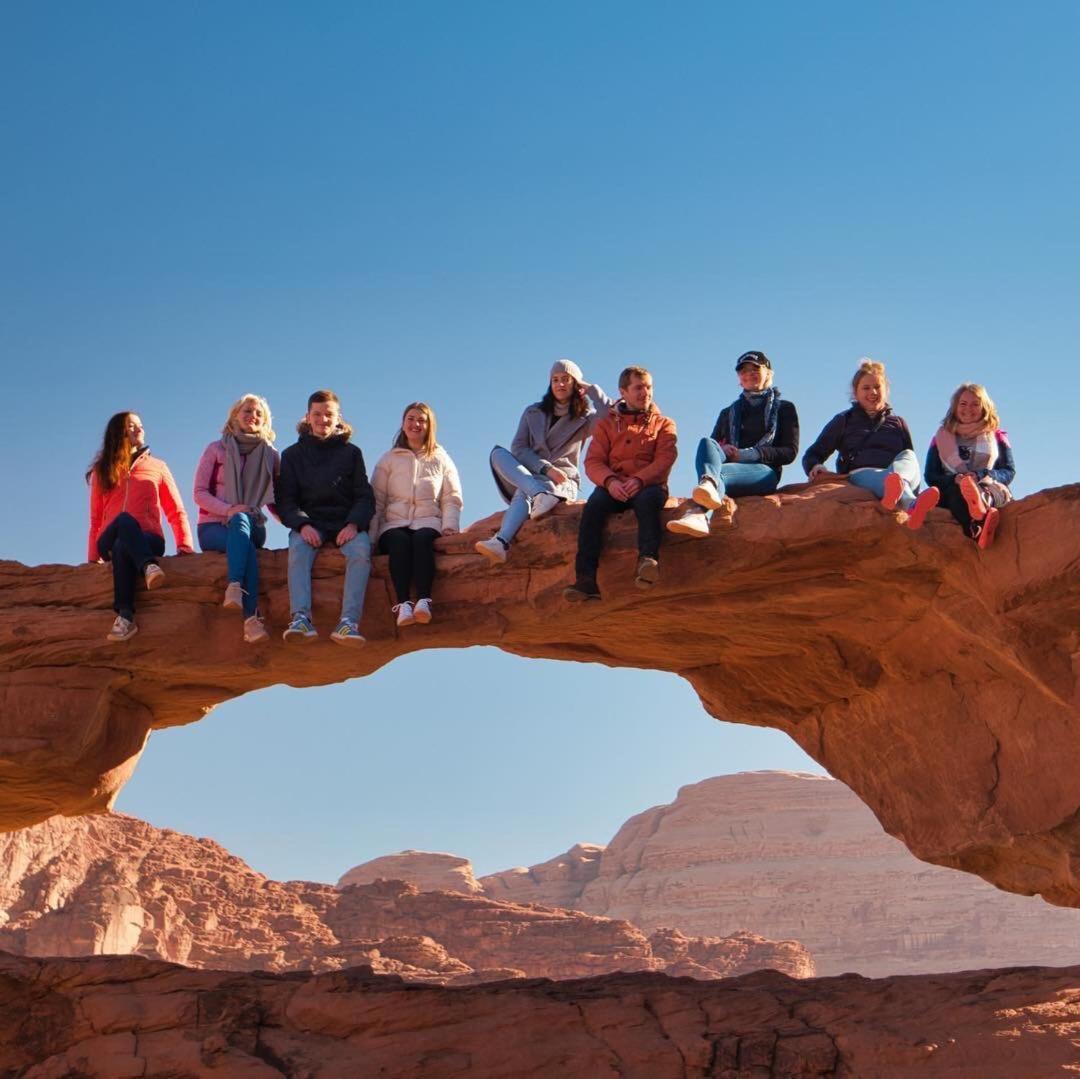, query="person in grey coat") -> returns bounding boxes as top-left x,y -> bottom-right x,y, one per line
475,359 -> 613,564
